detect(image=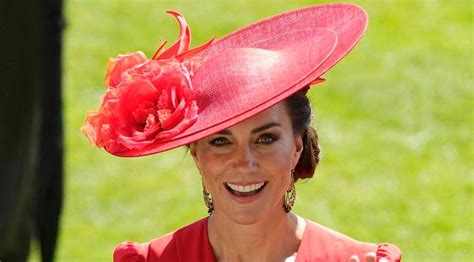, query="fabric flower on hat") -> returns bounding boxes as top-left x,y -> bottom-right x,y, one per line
82,11 -> 213,154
